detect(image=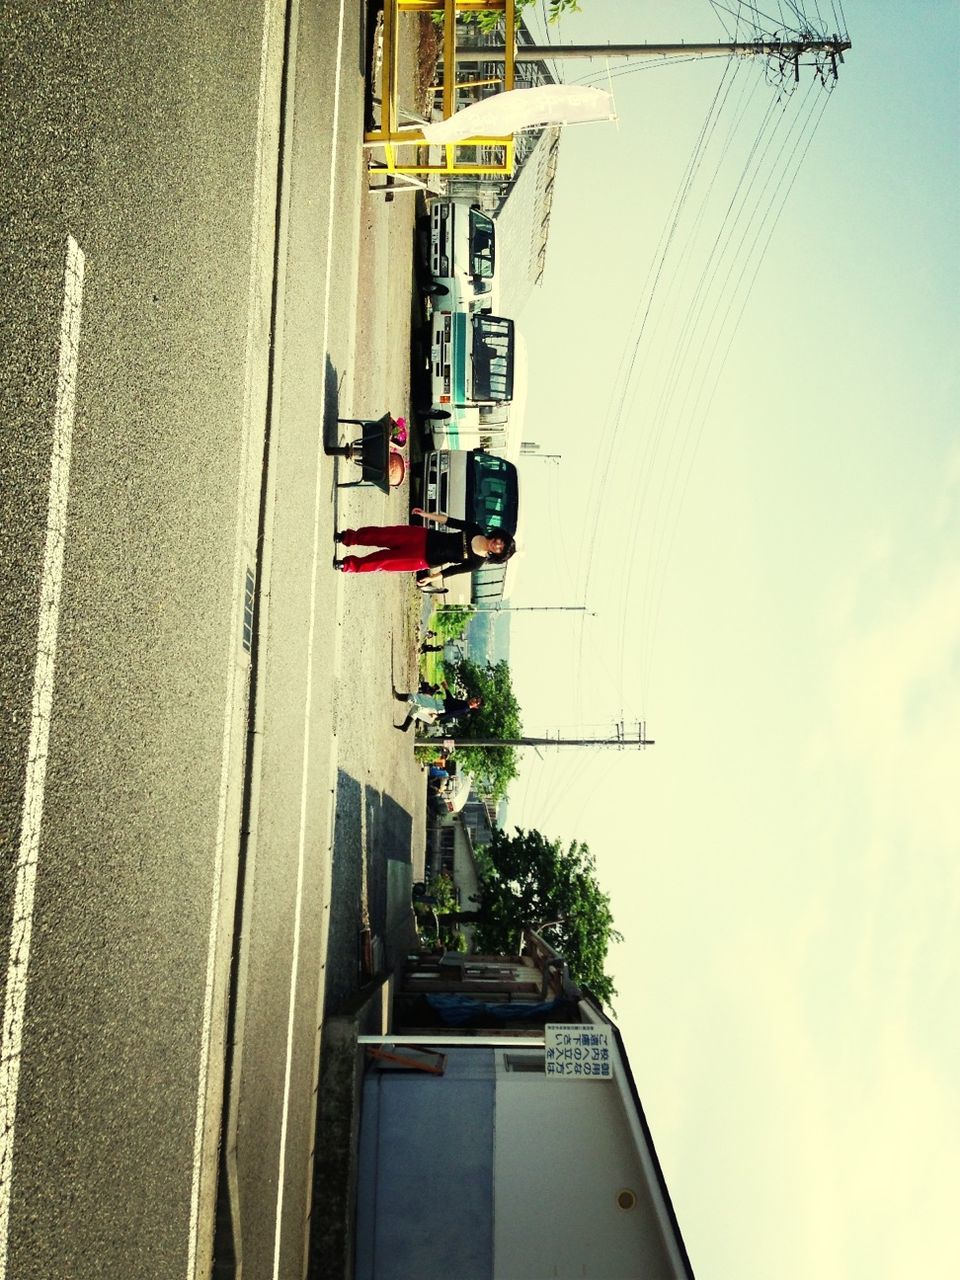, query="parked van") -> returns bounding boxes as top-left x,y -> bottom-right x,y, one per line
423,197 -> 497,313
418,448 -> 519,605
425,311 -> 515,451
